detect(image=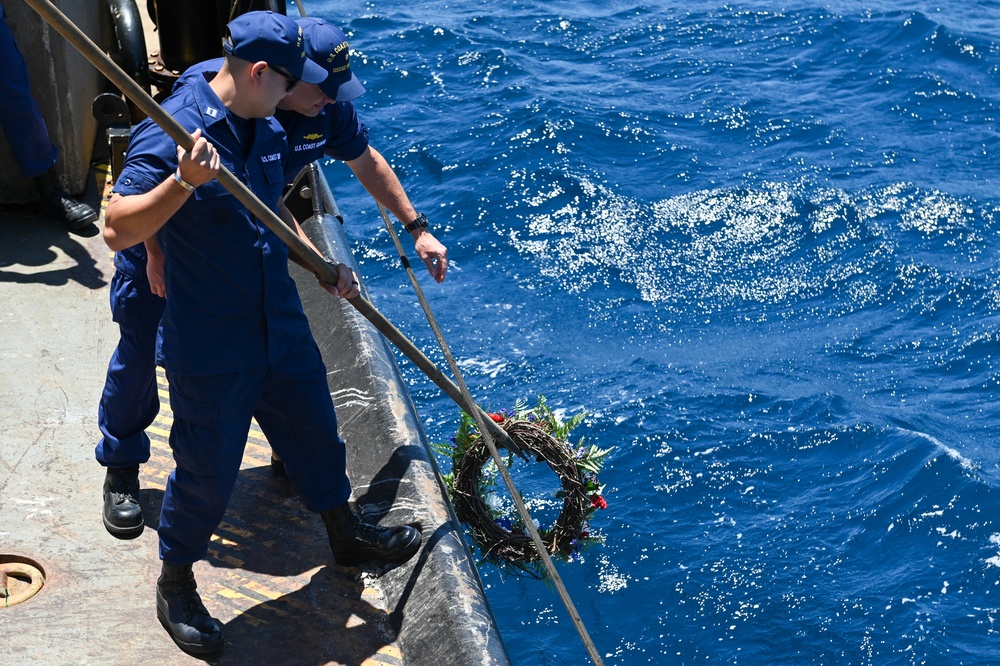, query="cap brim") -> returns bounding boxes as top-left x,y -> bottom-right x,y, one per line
320,73 -> 366,102
296,58 -> 329,85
